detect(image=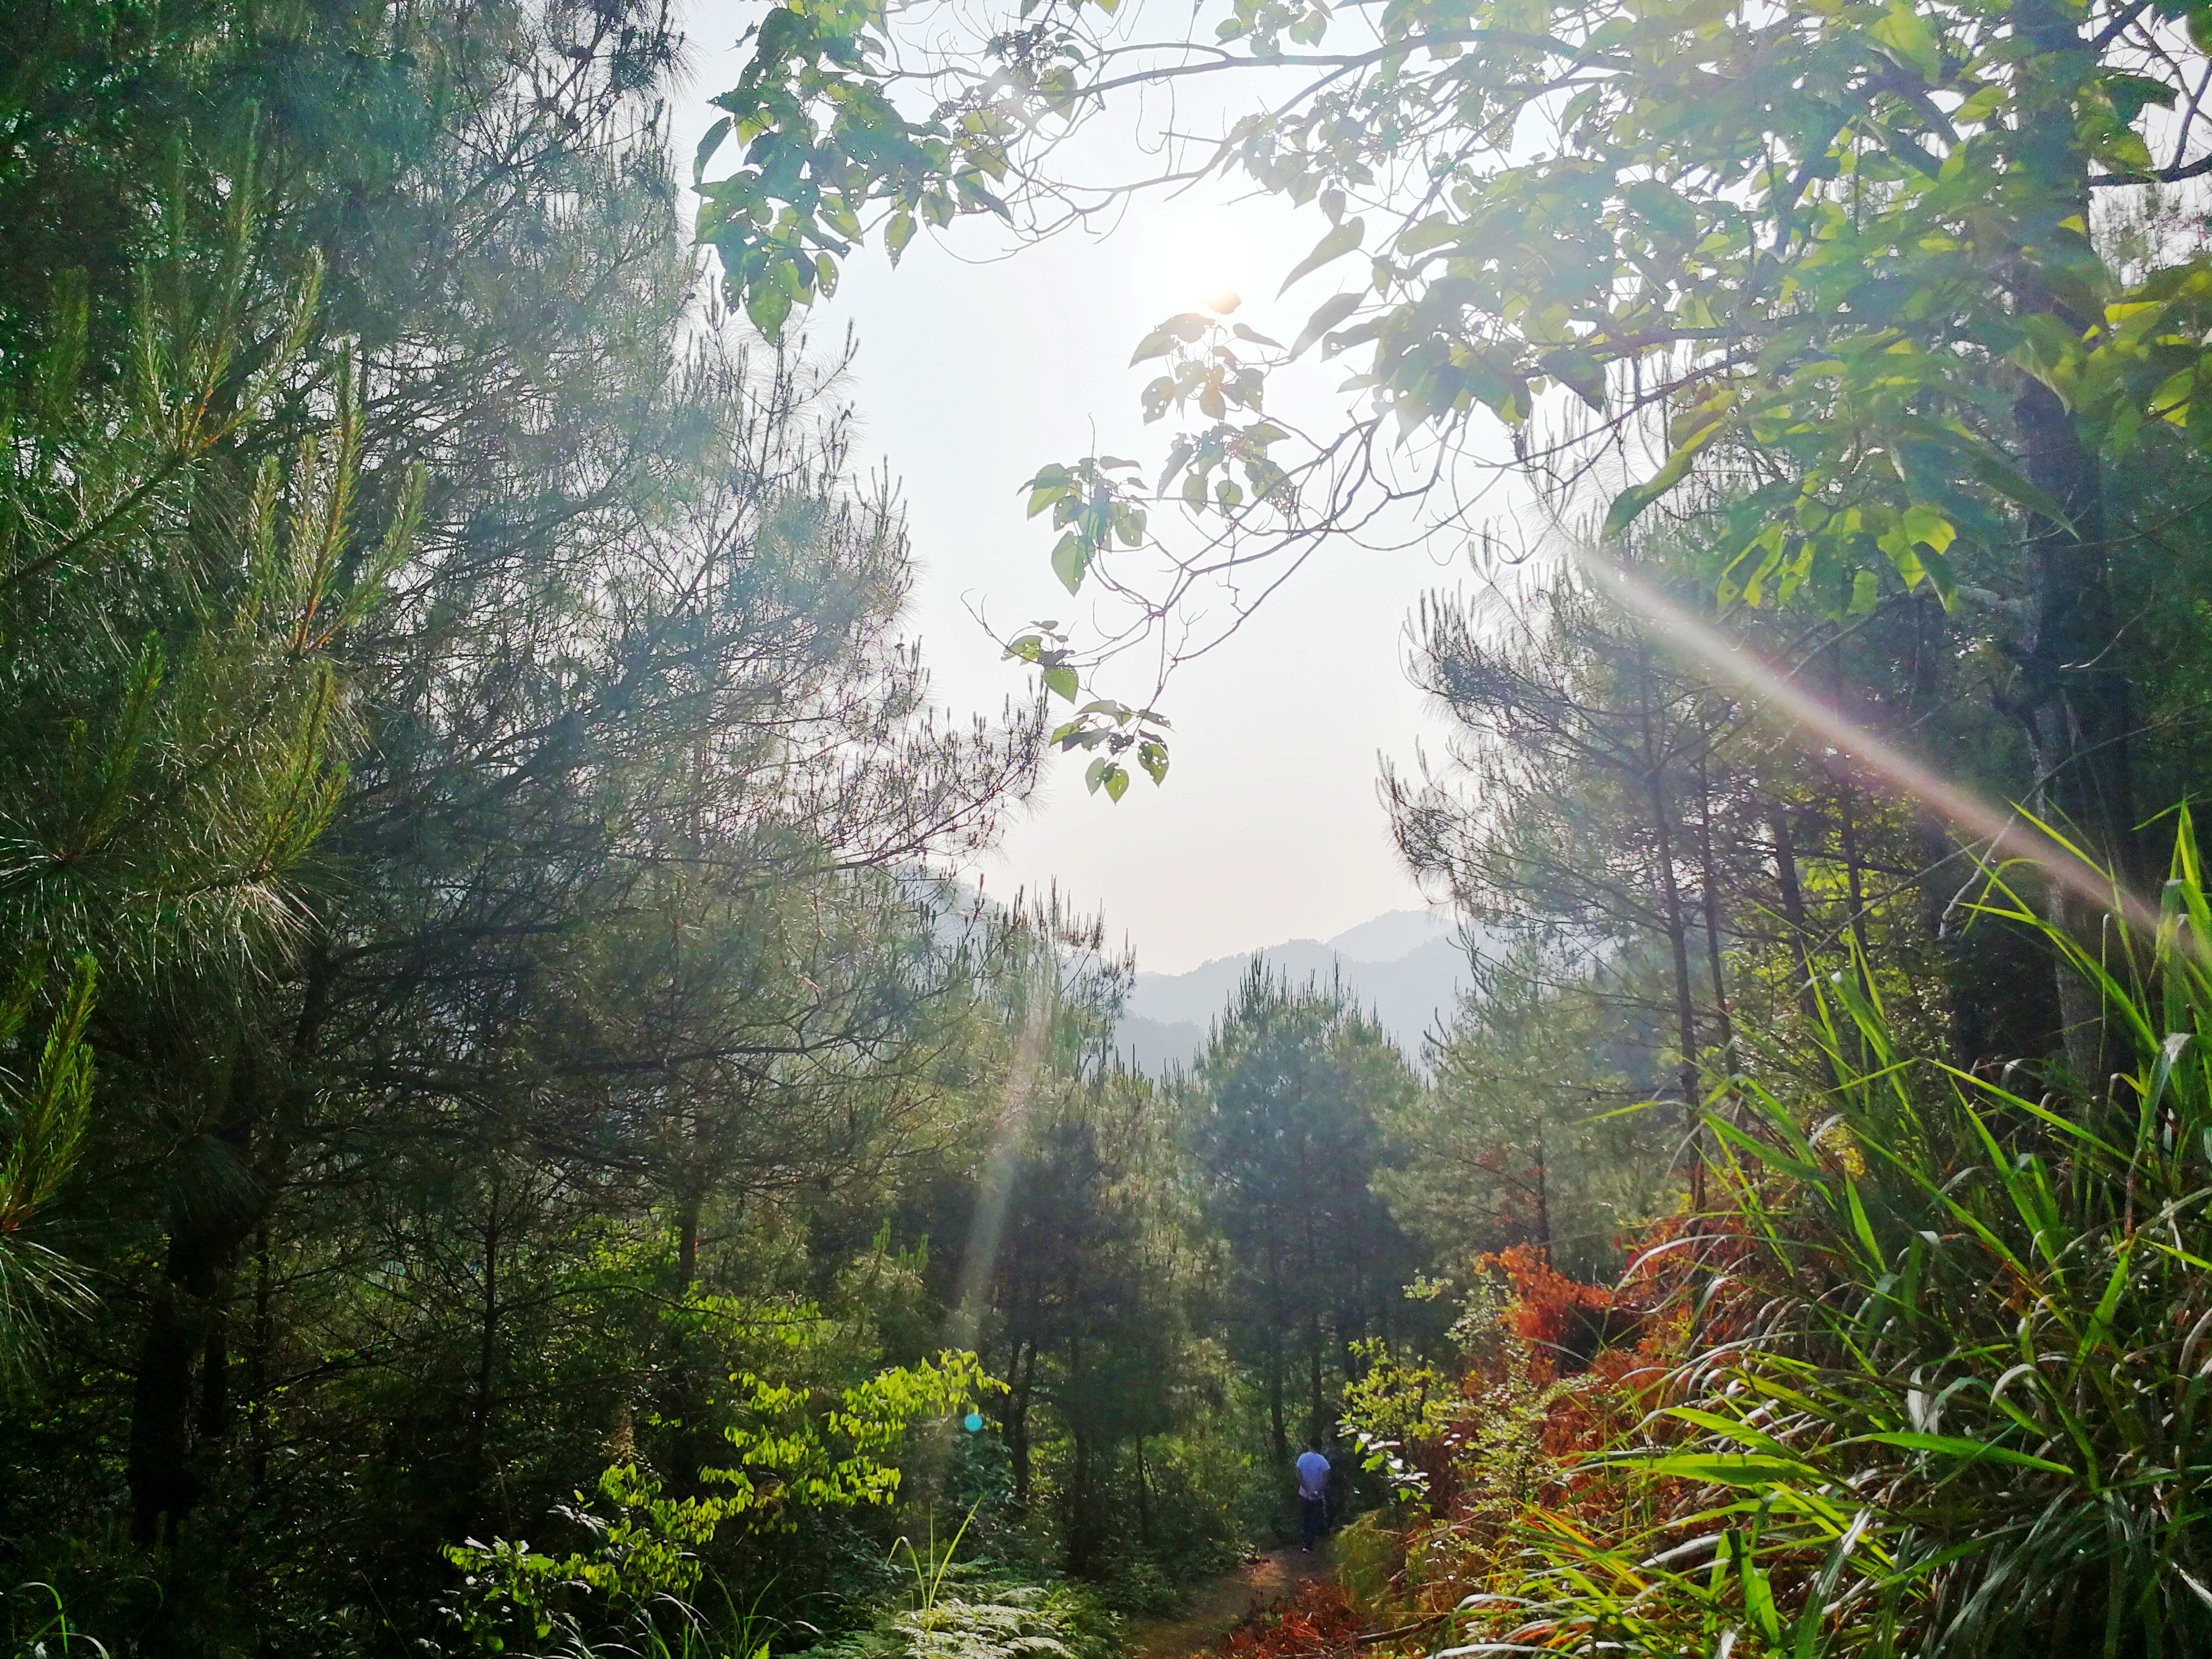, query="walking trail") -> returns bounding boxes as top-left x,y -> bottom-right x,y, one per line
1125,1545 -> 1336,1659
